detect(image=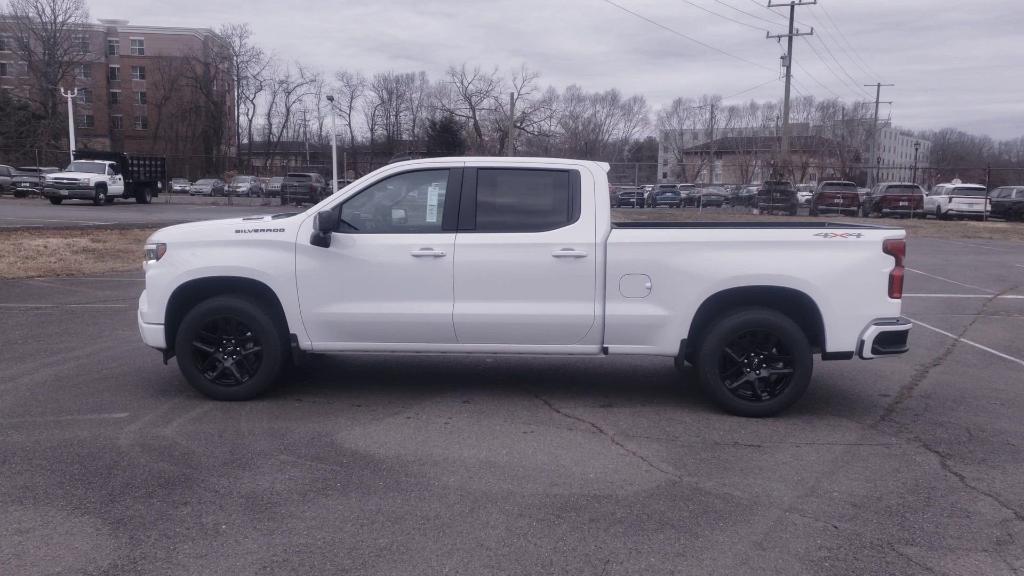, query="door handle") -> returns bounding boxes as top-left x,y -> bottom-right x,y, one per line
410,248 -> 446,257
551,248 -> 588,258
